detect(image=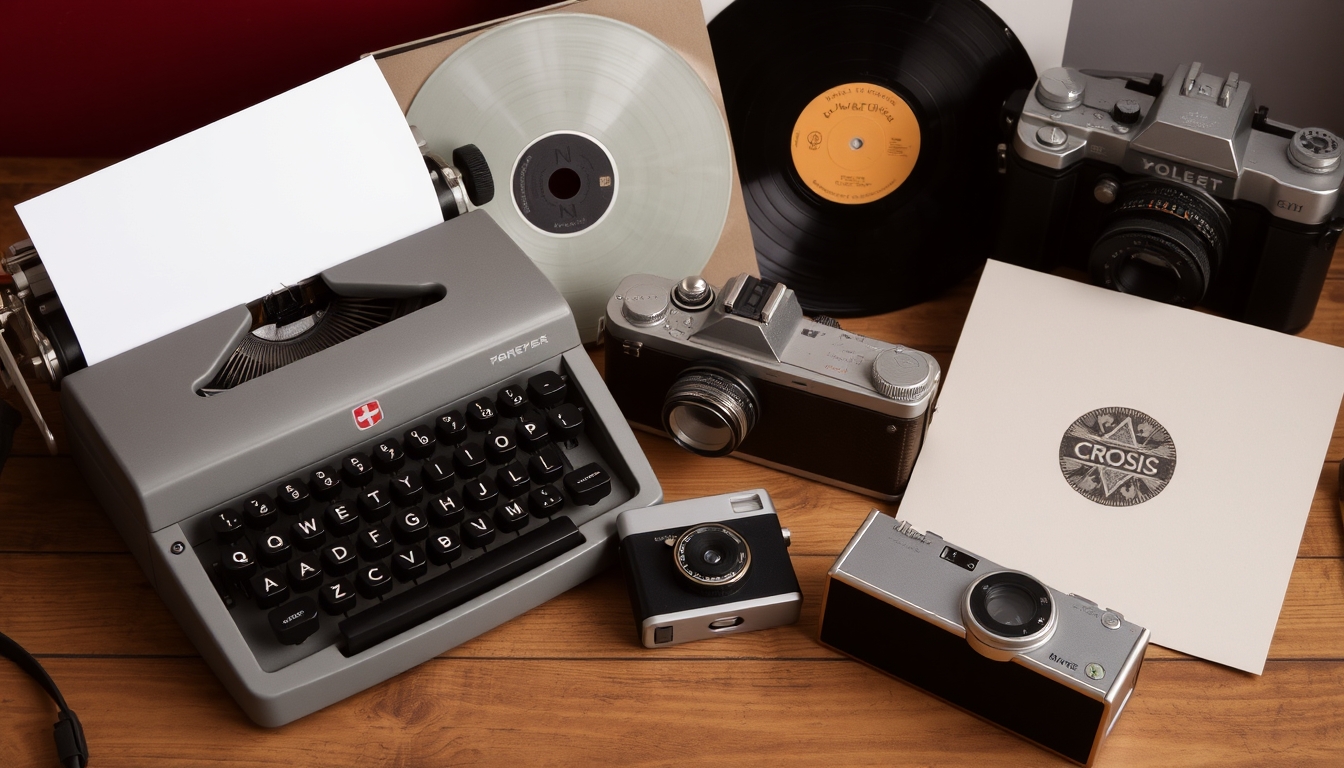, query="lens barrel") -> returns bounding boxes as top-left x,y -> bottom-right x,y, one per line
962,571 -> 1057,661
661,366 -> 759,457
672,523 -> 752,596
1088,180 -> 1231,307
